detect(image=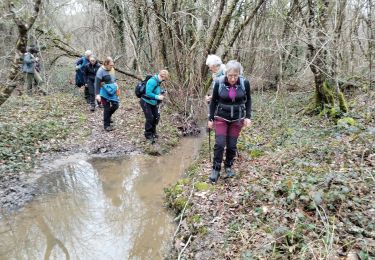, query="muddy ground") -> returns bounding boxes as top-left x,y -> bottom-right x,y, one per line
0,87 -> 187,211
